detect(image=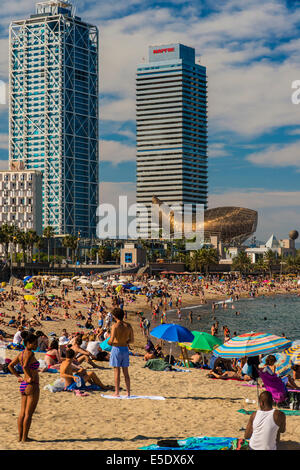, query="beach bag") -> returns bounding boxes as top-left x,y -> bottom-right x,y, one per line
157,440 -> 180,448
